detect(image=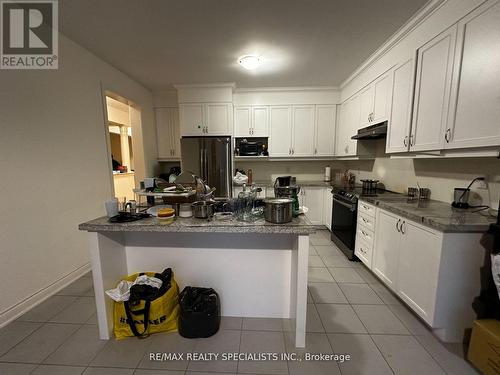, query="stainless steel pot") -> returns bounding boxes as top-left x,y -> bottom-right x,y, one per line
192,201 -> 215,219
263,198 -> 293,224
